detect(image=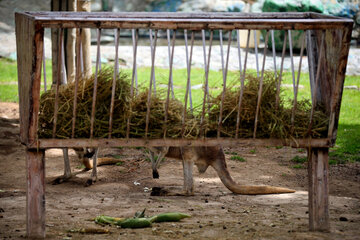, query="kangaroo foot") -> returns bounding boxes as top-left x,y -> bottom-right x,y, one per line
52,175 -> 72,185
152,169 -> 159,179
